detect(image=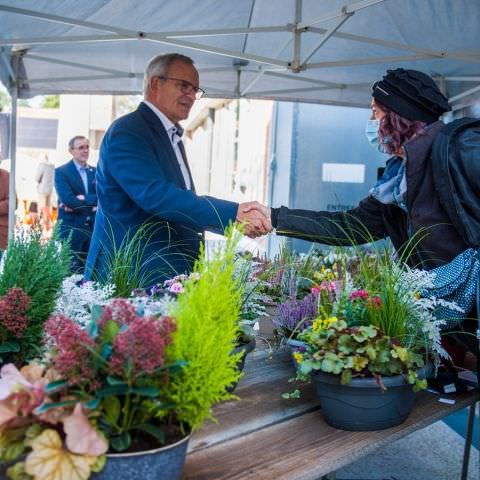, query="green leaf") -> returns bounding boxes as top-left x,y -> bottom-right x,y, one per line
133,423 -> 165,445
106,376 -> 128,386
96,385 -> 131,398
110,432 -> 131,452
84,398 -> 101,410
91,304 -> 104,322
341,369 -> 352,384
101,320 -> 120,343
44,379 -> 68,392
102,396 -> 121,425
36,399 -> 79,413
130,386 -> 160,397
0,341 -> 20,353
100,343 -> 113,360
